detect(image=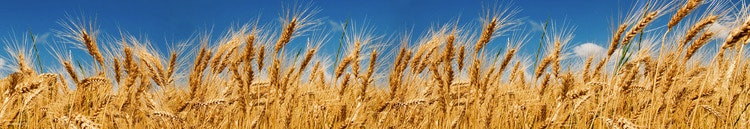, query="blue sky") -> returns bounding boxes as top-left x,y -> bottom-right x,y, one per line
0,0 -> 643,71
